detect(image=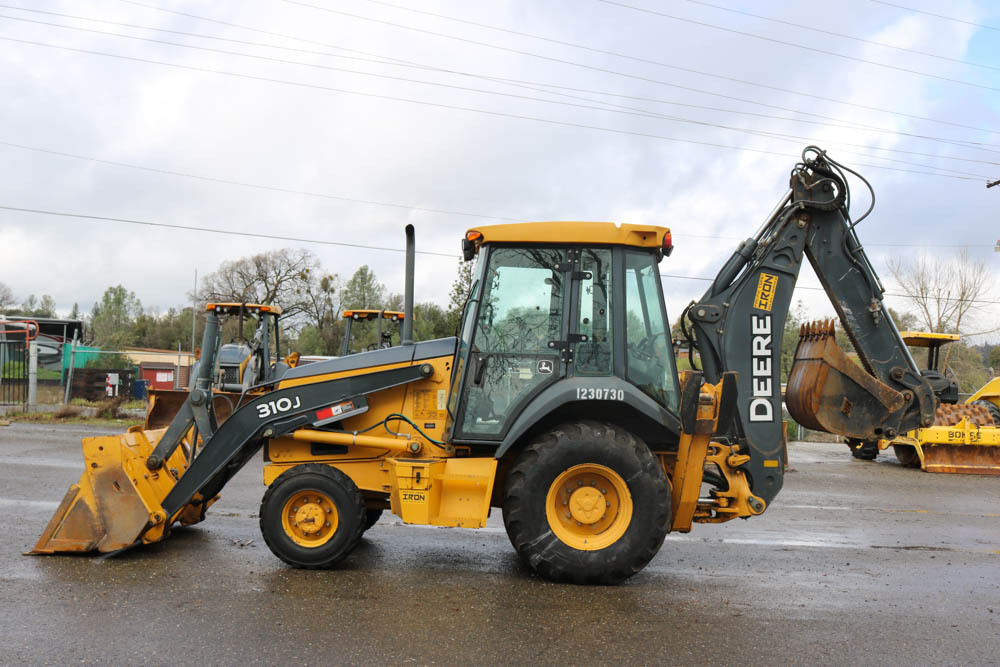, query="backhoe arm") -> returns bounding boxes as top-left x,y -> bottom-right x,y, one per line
684,147 -> 936,503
